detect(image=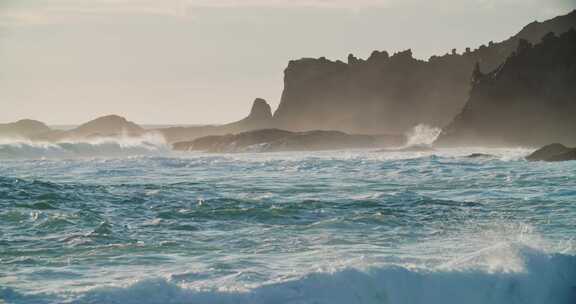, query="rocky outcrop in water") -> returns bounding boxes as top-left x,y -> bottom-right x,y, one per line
272,10 -> 576,135
435,29 -> 576,147
0,119 -> 52,138
173,129 -> 405,153
466,153 -> 496,159
526,144 -> 576,161
159,98 -> 275,143
69,115 -> 145,138
0,115 -> 148,141
245,98 -> 273,122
